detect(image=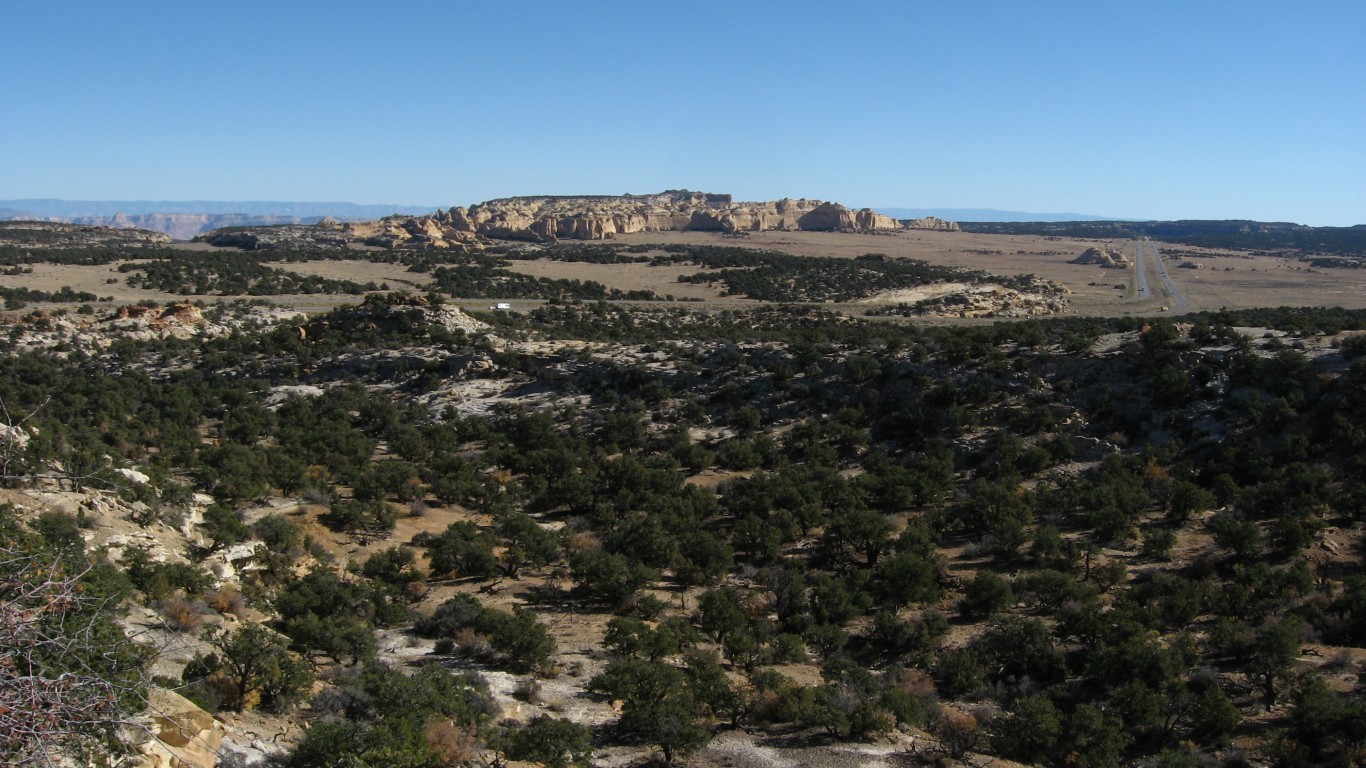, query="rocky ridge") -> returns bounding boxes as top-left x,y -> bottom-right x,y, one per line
4,295 -> 491,358
195,191 -> 960,250
4,302 -> 307,356
0,220 -> 172,247
865,276 -> 1071,318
